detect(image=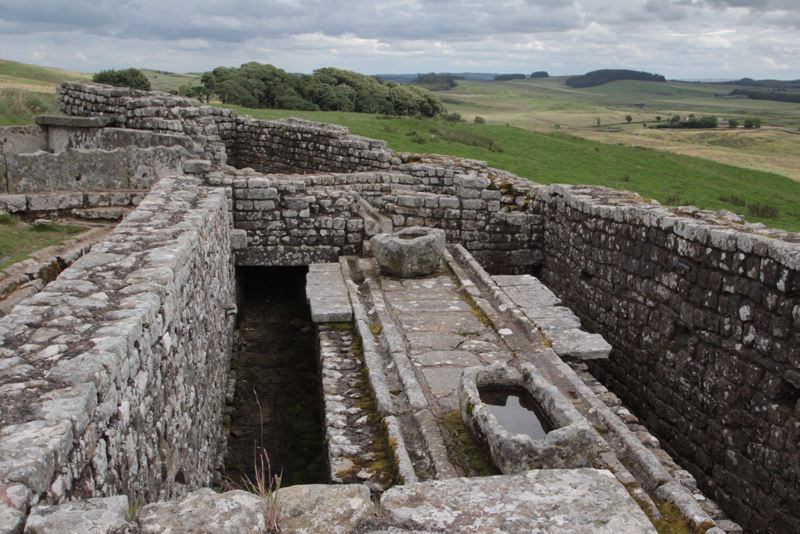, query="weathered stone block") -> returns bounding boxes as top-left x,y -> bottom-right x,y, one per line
381,469 -> 657,533
371,227 -> 445,278
25,496 -> 131,534
277,484 -> 373,534
139,489 -> 264,534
